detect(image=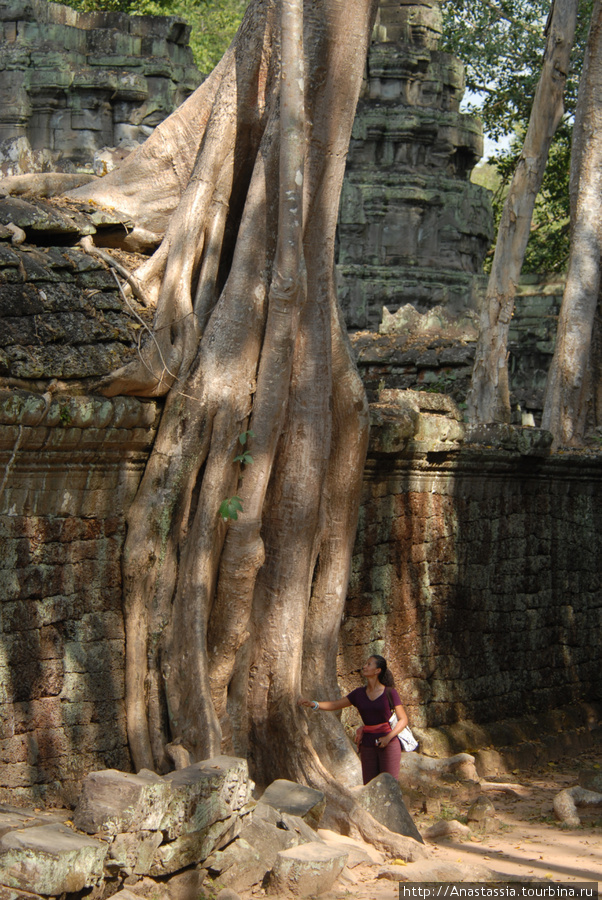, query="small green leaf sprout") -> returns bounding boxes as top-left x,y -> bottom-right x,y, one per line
234,429 -> 254,466
219,496 -> 244,521
219,431 -> 256,522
